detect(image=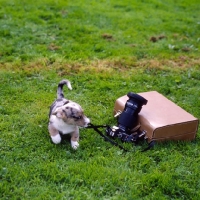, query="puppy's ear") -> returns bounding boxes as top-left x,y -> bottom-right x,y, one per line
52,110 -> 63,118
